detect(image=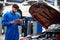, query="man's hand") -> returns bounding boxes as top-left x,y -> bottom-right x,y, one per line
10,21 -> 15,24
14,19 -> 22,24
10,19 -> 22,24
